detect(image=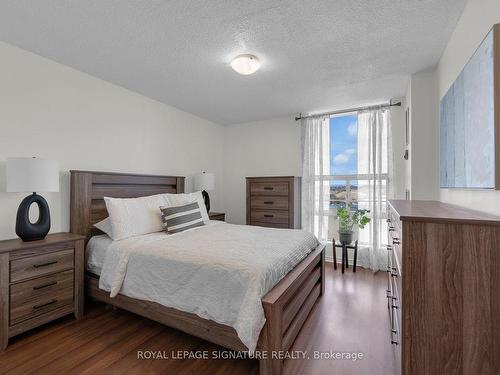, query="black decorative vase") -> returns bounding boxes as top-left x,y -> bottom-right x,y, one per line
338,231 -> 353,244
15,193 -> 51,241
201,190 -> 210,213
